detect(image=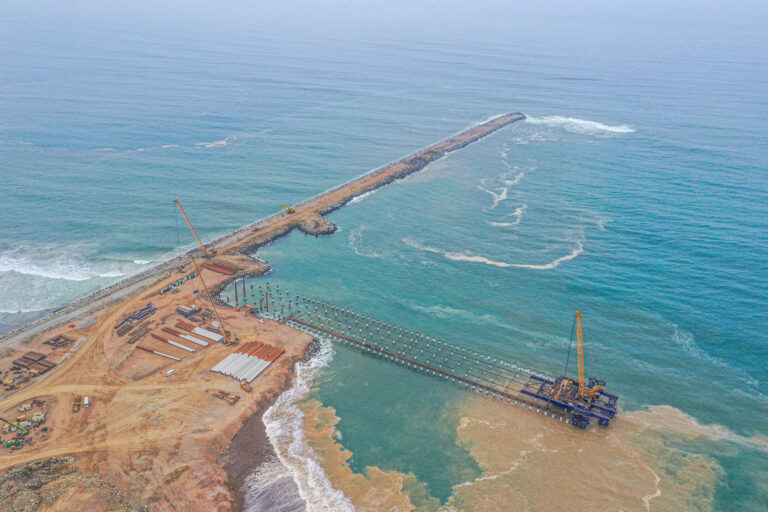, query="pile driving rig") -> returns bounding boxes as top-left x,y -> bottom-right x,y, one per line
520,311 -> 619,429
